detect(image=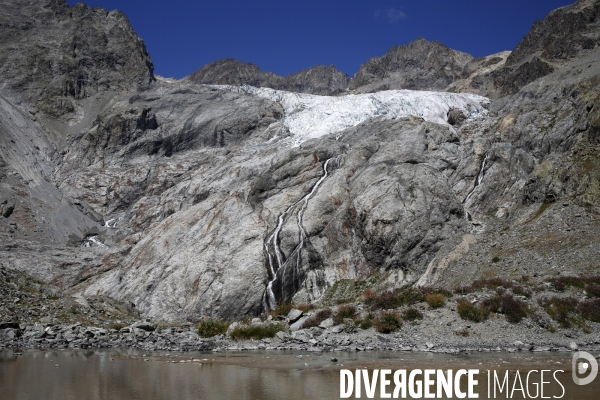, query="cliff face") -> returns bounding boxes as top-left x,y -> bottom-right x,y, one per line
450,0 -> 600,98
1,0 -> 599,323
186,59 -> 350,96
0,0 -> 154,119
